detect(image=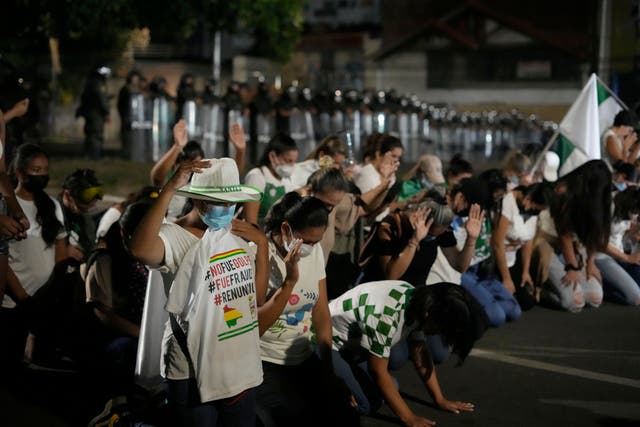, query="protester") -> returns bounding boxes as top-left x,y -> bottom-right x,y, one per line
85,200 -> 155,395
594,187 -> 640,305
492,184 -> 548,311
535,160 -> 611,312
243,133 -> 298,225
60,168 -> 104,259
445,154 -> 473,187
131,157 -> 268,426
257,192 -> 355,426
601,110 -> 639,167
1,144 -> 68,367
398,154 -> 446,201
95,186 -> 158,241
290,134 -> 347,188
329,281 -> 487,426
